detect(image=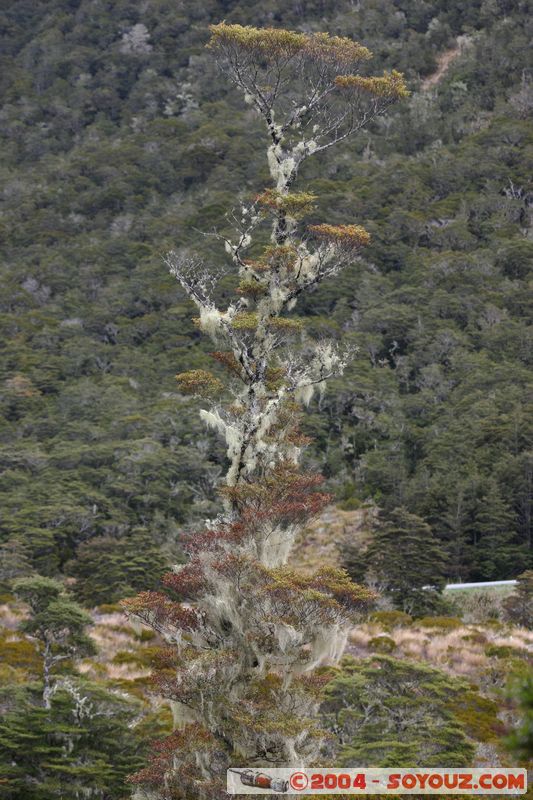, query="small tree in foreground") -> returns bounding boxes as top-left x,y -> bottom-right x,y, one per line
123,23 -> 407,800
13,576 -> 95,709
0,681 -> 152,800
